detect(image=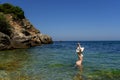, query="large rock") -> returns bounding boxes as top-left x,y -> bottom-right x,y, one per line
11,34 -> 41,48
39,34 -> 53,44
0,32 -> 12,50
0,13 -> 53,50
